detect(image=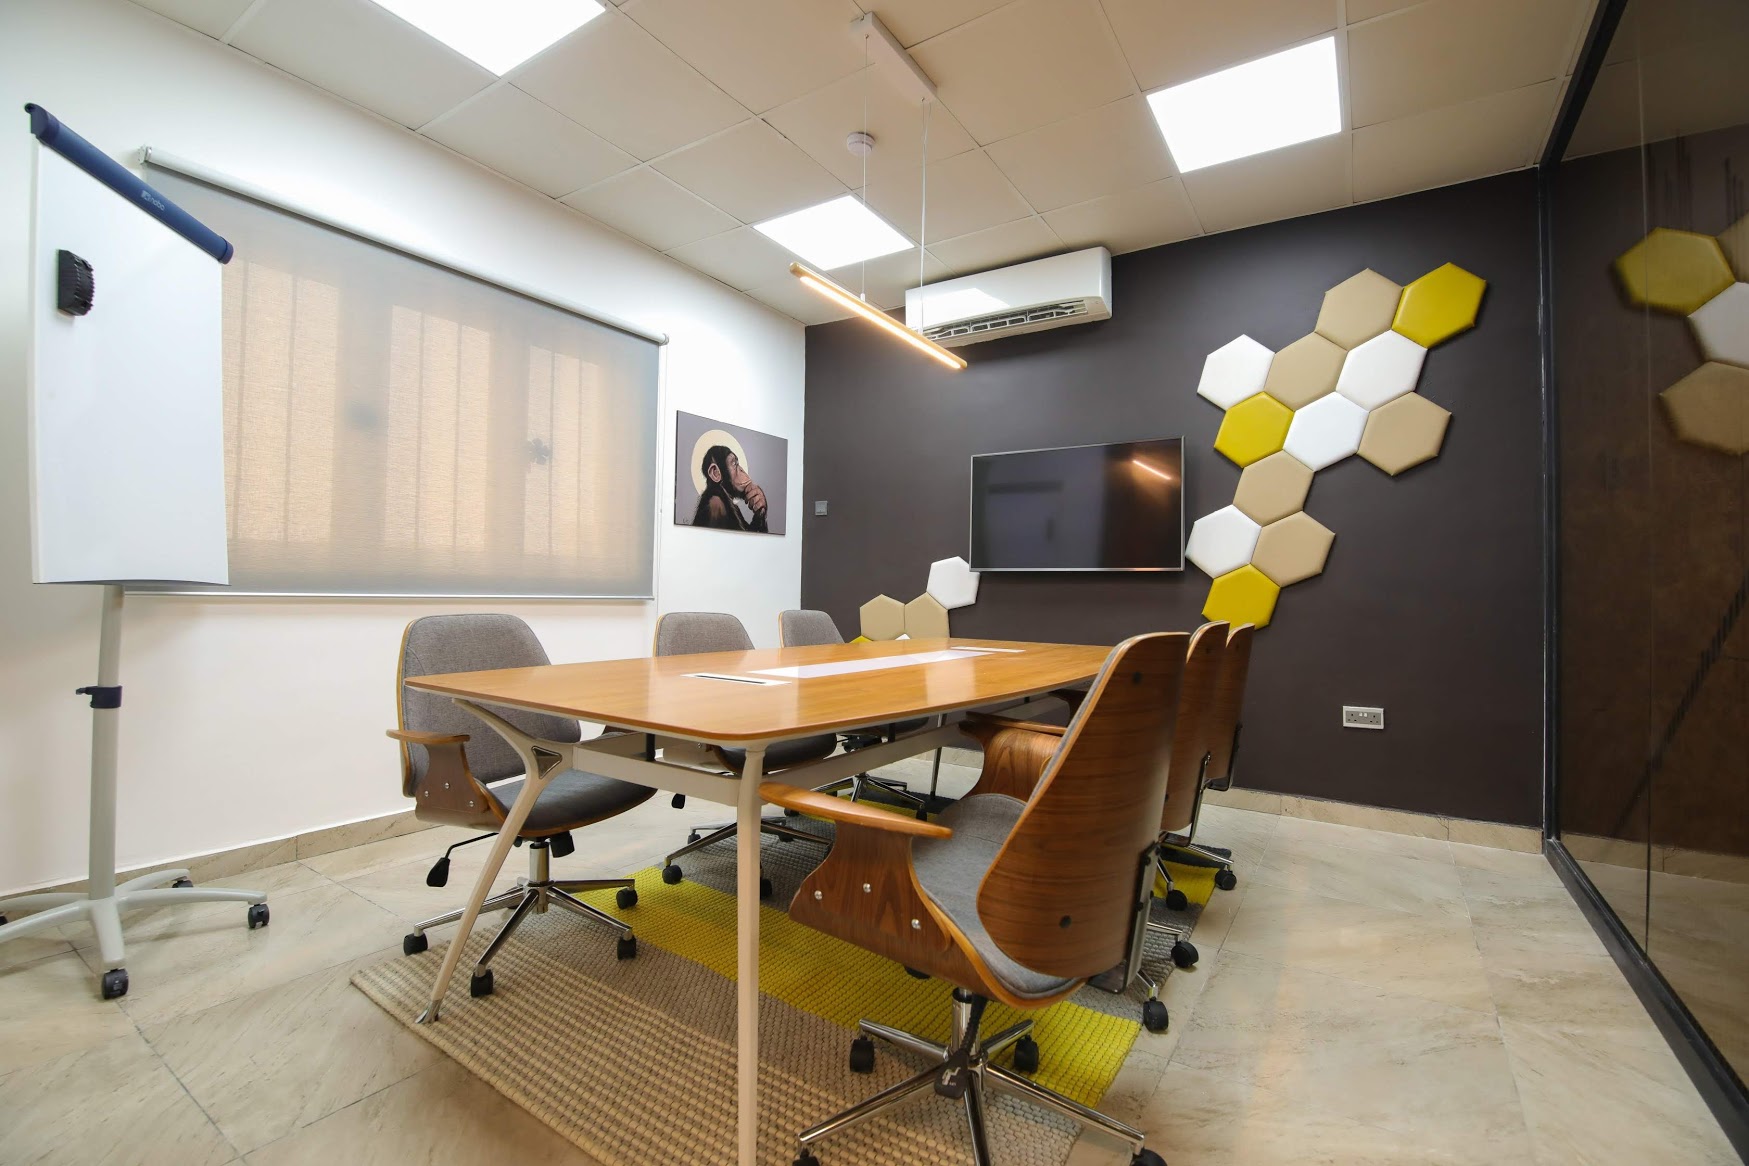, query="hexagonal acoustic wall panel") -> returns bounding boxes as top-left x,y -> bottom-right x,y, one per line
1185,506 -> 1262,579
1203,565 -> 1279,629
1315,269 -> 1403,349
1689,282 -> 1749,368
1263,333 -> 1346,409
1251,512 -> 1334,587
925,555 -> 980,610
1283,393 -> 1368,471
1614,227 -> 1734,316
1195,335 -> 1275,409
1214,393 -> 1292,467
1335,329 -> 1427,410
1392,262 -> 1486,348
1719,213 -> 1749,281
1359,393 -> 1452,475
903,592 -> 950,639
1233,451 -> 1314,526
1660,362 -> 1749,455
859,594 -> 905,641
